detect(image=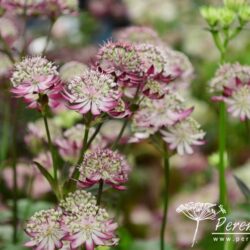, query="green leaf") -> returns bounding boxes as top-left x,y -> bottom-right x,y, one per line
33,161 -> 56,191
234,175 -> 250,201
